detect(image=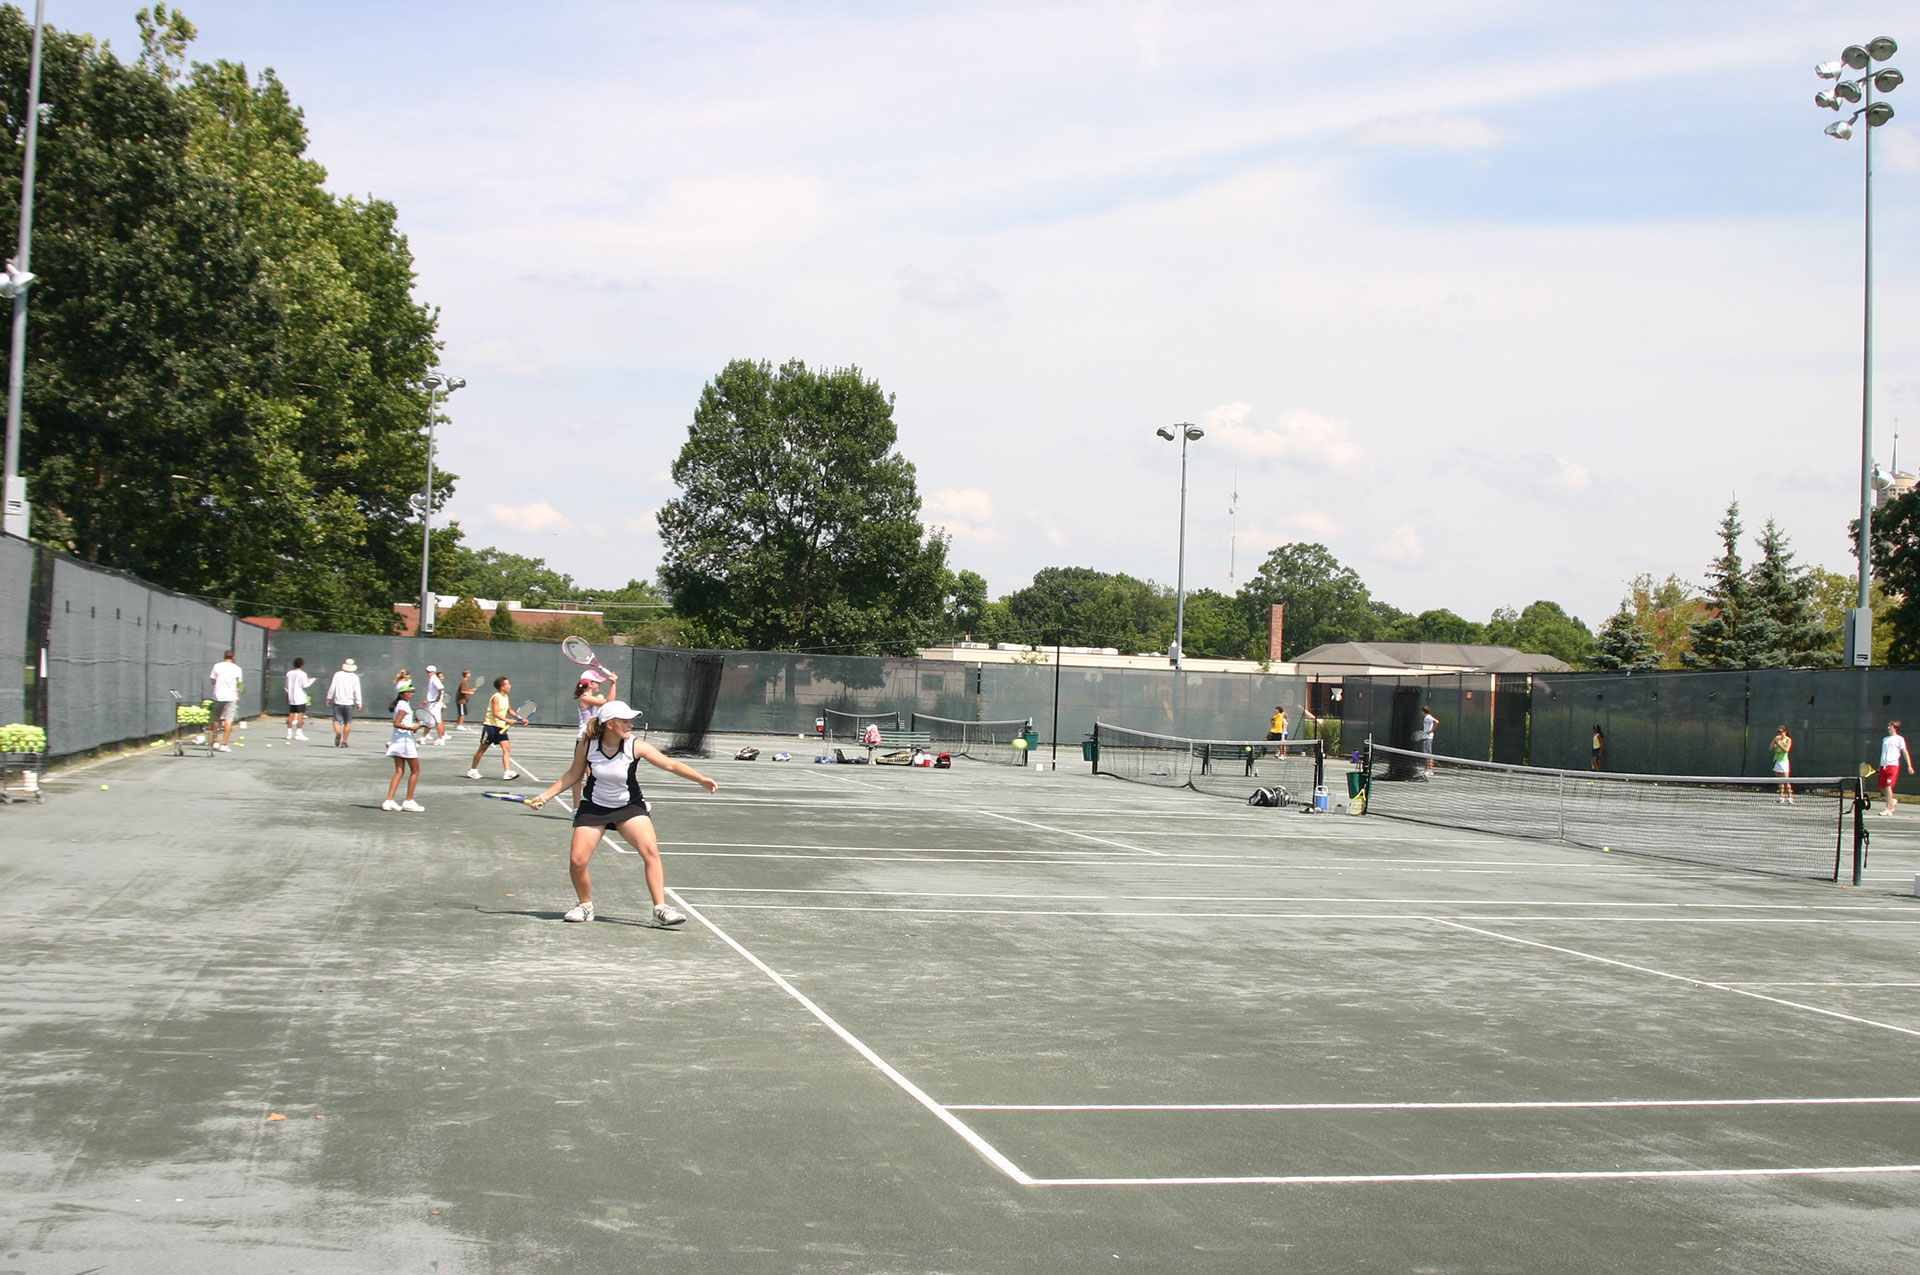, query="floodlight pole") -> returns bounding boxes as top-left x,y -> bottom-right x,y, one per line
1857,70 -> 1876,619
2,0 -> 46,540
1176,427 -> 1191,671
